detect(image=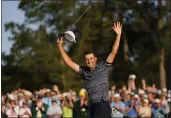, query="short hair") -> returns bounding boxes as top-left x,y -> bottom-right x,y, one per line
84,50 -> 97,57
